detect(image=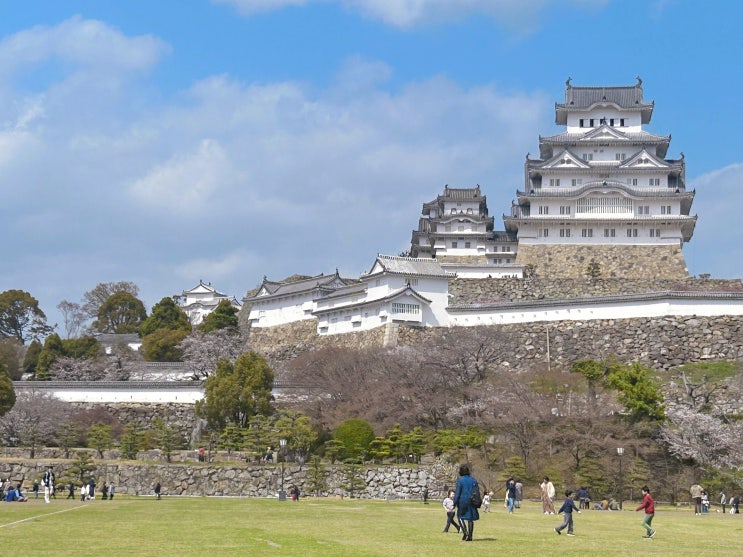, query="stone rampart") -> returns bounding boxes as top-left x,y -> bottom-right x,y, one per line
449,277 -> 743,305
248,319 -> 385,361
247,314 -> 743,372
0,458 -> 457,500
515,244 -> 690,279
397,315 -> 743,370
